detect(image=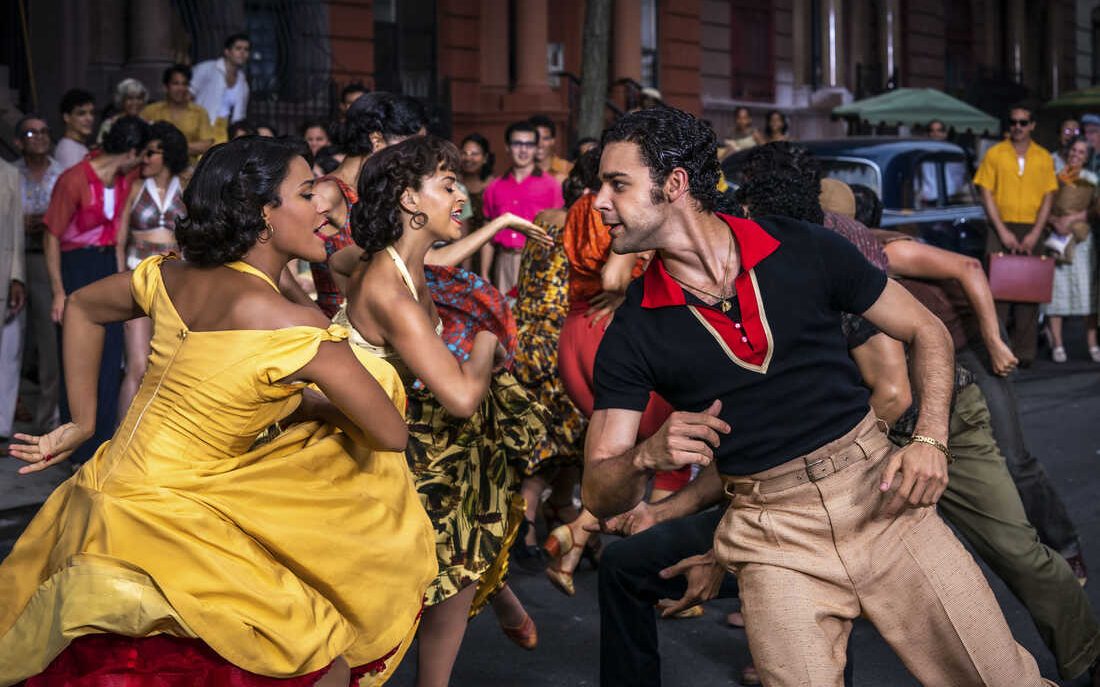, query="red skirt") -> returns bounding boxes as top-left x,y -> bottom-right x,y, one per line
23,634 -> 390,687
